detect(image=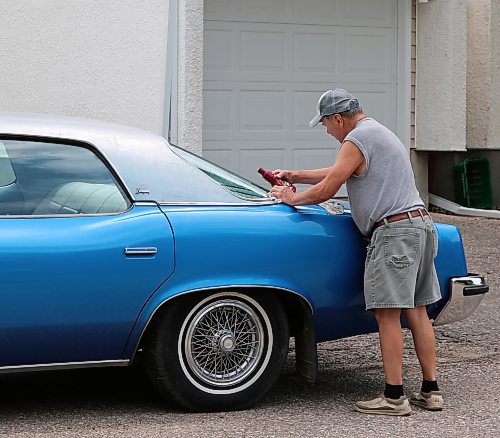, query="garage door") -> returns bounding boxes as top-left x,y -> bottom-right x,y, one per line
203,0 -> 397,190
